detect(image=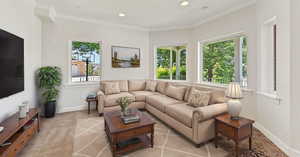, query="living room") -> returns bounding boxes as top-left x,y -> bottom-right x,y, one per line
0,0 -> 299,156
